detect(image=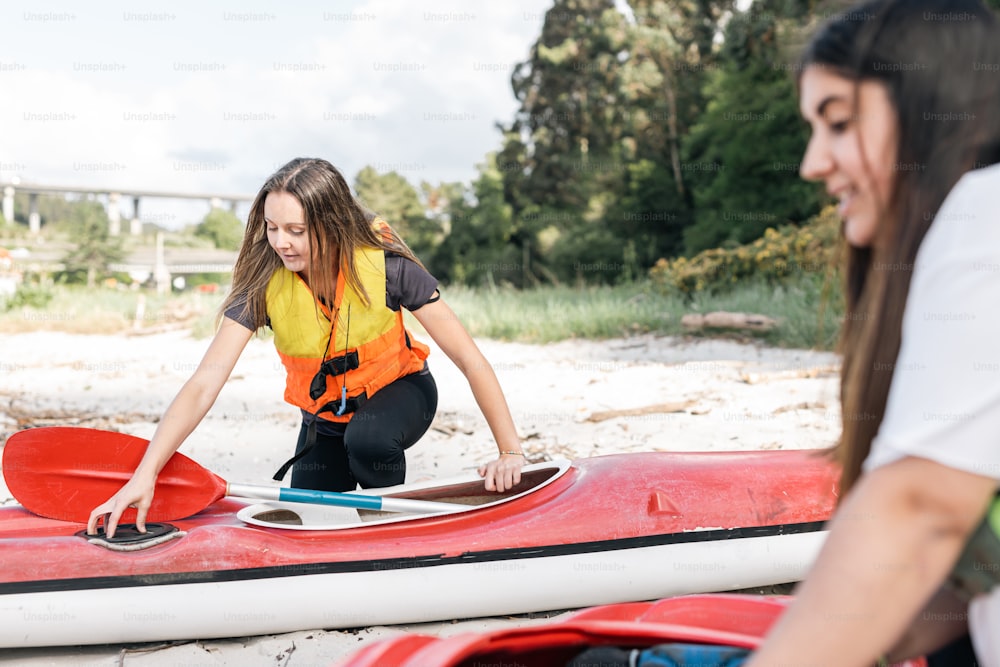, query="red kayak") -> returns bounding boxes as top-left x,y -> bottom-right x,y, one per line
333,594 -> 928,667
0,438 -> 837,648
